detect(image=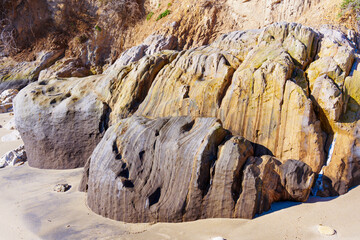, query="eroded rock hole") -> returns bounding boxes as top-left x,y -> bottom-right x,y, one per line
182,85 -> 190,99
99,103 -> 111,133
123,180 -> 134,188
118,168 -> 129,179
148,187 -> 161,207
139,150 -> 145,161
47,86 -> 55,92
181,120 -> 195,133
112,140 -> 119,155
